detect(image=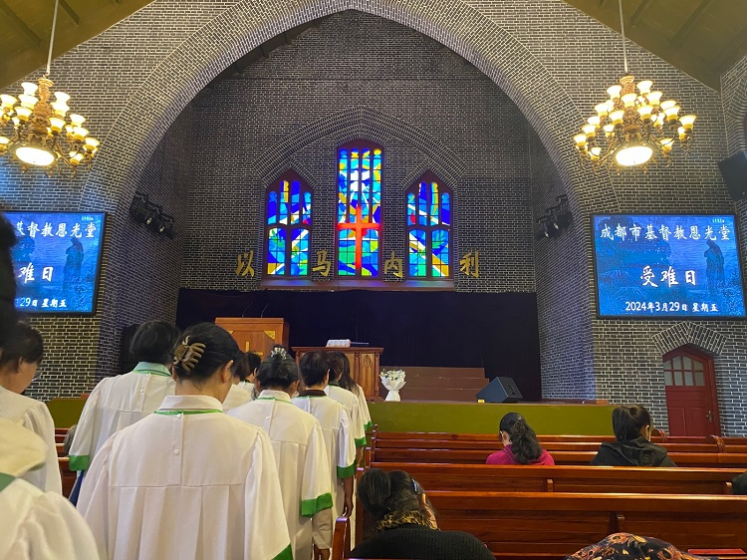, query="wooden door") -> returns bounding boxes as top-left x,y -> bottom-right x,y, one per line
662,347 -> 721,436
